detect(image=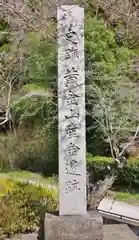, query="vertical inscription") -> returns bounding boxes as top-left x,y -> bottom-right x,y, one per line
58,5 -> 86,215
